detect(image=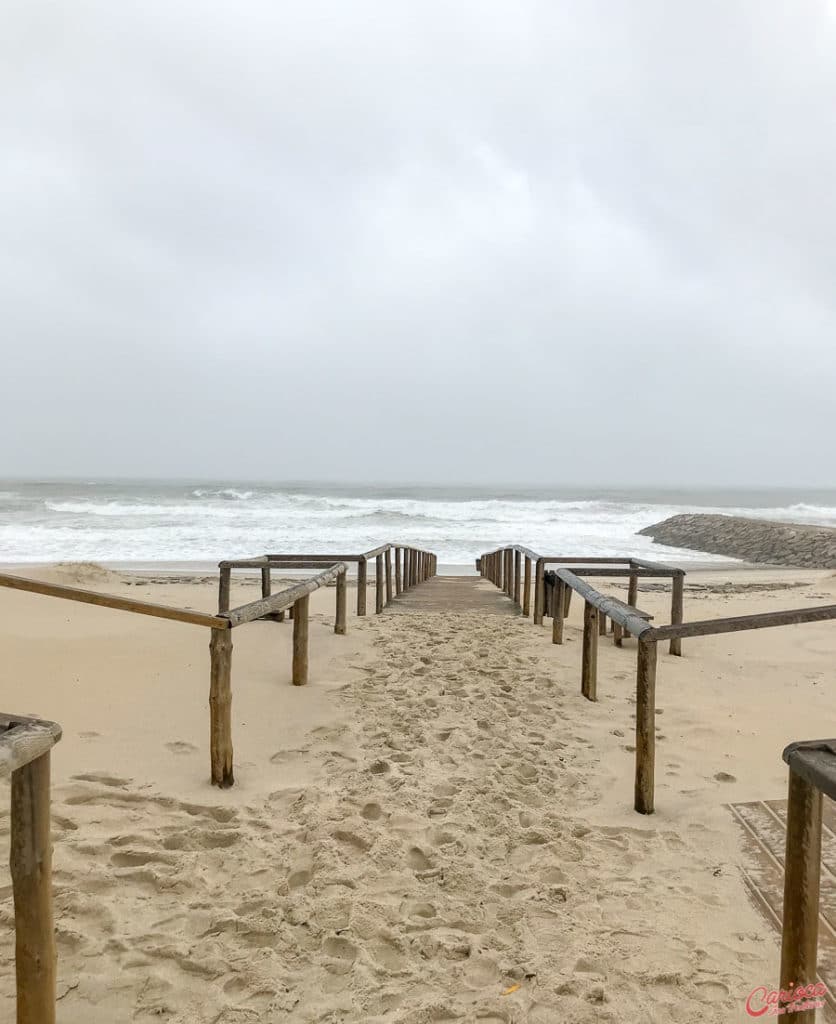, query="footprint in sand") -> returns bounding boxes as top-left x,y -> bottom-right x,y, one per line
714,771 -> 737,783
165,741 -> 198,755
331,829 -> 372,852
407,846 -> 433,871
361,802 -> 383,821
71,772 -> 131,788
323,936 -> 358,961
